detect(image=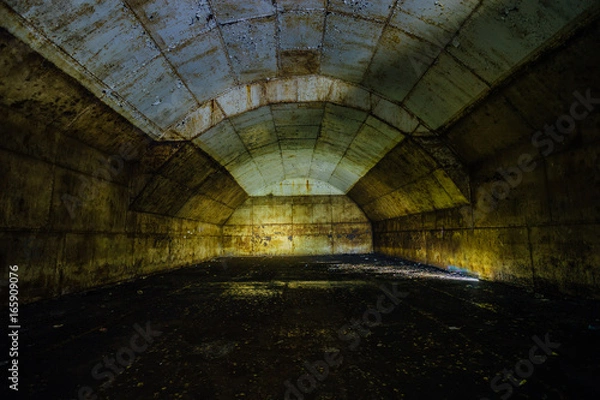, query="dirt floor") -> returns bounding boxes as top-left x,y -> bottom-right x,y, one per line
8,255 -> 600,399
